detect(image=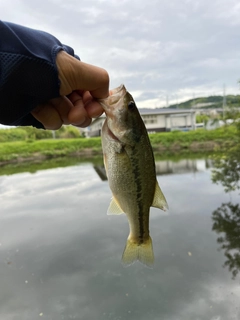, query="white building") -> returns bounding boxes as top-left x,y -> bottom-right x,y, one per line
94,158 -> 213,180
86,108 -> 196,137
